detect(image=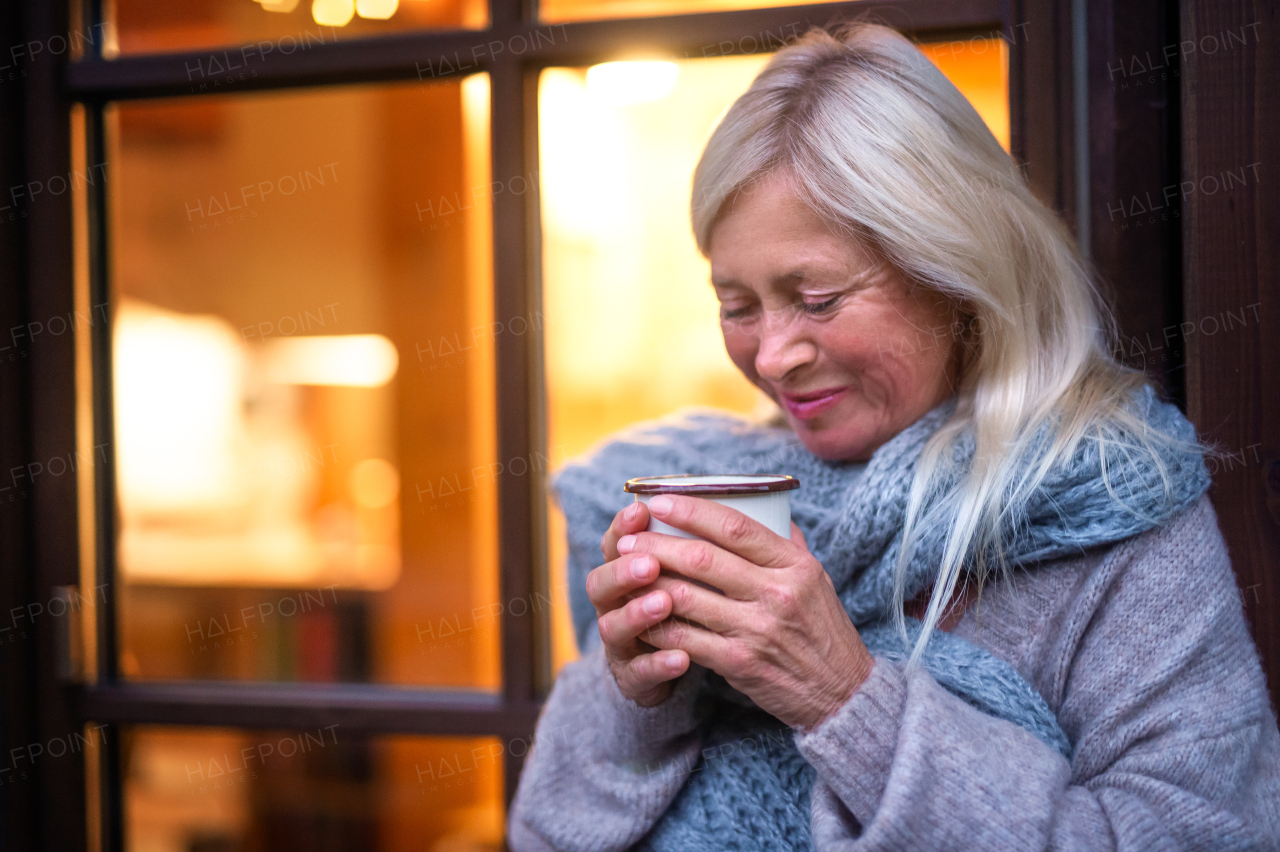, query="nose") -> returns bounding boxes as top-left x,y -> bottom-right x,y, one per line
754,311 -> 816,383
